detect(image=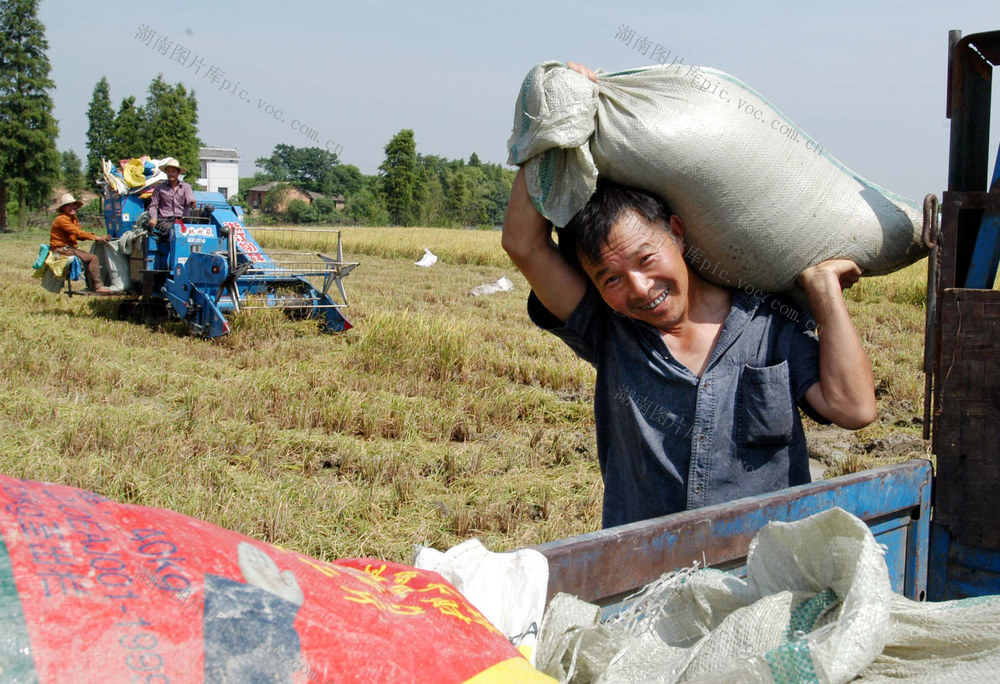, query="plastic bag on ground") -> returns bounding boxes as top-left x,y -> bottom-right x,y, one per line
415,248 -> 438,267
414,538 -> 549,663
508,62 -> 928,294
469,275 -> 515,297
0,475 -> 553,683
